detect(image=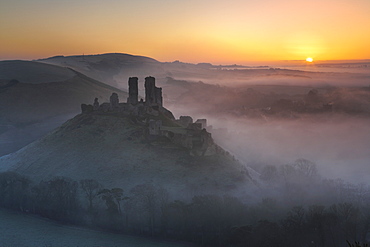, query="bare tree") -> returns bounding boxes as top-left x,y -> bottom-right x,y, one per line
293,158 -> 318,179
130,184 -> 158,236
157,187 -> 170,234
80,179 -> 102,212
34,177 -> 78,221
